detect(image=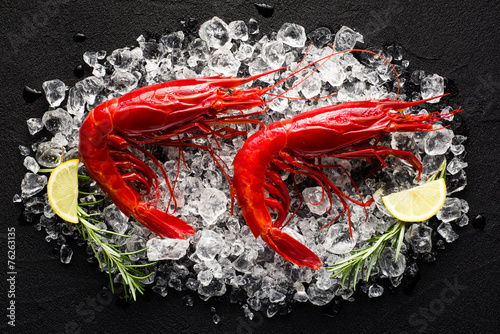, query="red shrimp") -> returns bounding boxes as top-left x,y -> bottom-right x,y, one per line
79,64 -> 323,239
232,95 -> 461,269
